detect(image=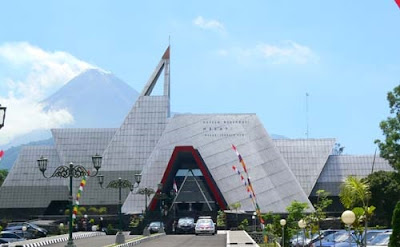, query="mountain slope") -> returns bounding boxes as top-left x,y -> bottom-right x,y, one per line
43,69 -> 139,128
